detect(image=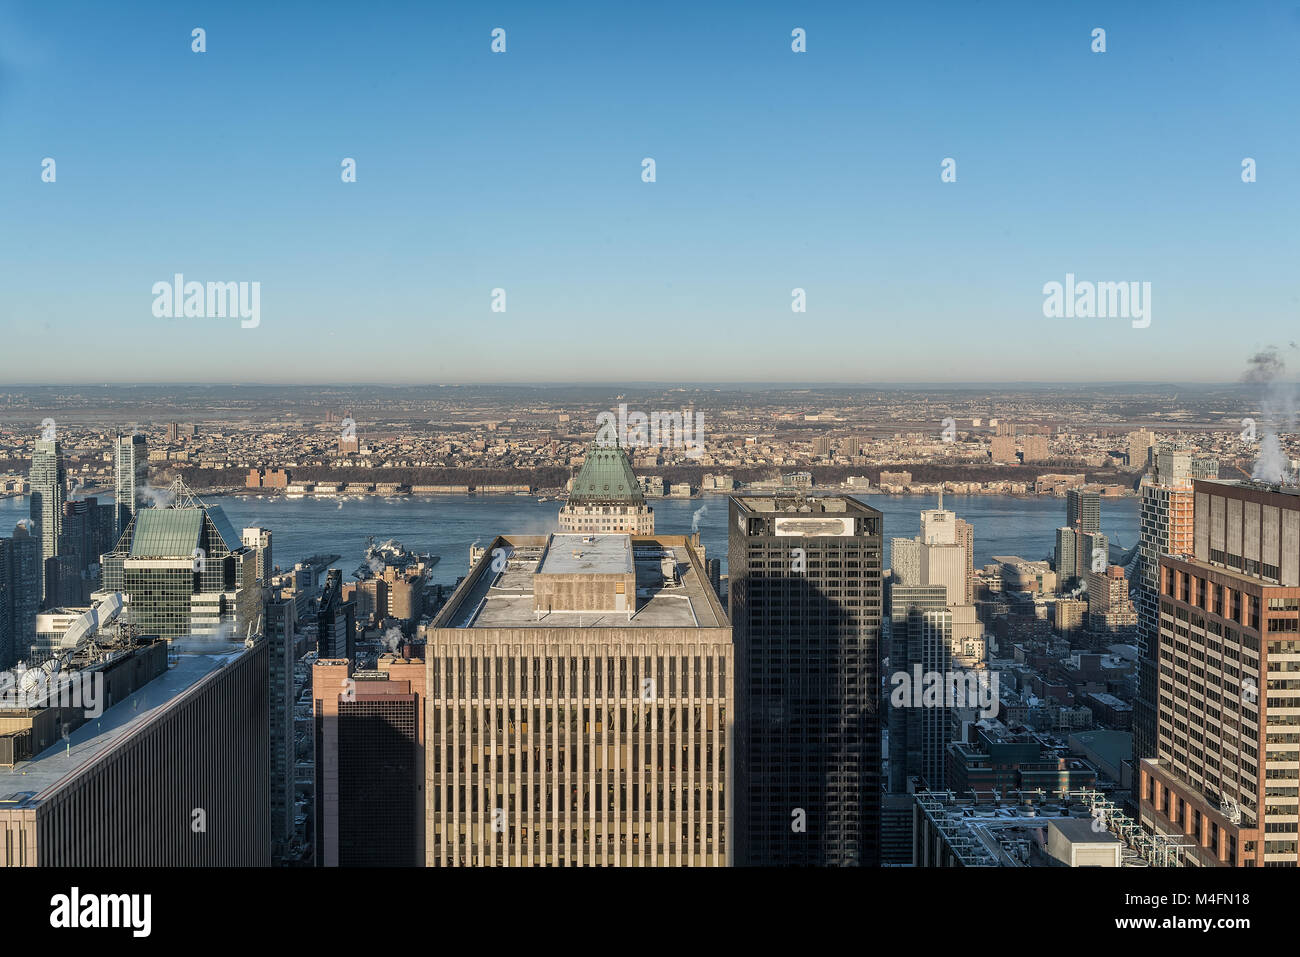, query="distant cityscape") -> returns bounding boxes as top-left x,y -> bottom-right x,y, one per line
0,384 -> 1287,503
0,384 -> 1295,869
